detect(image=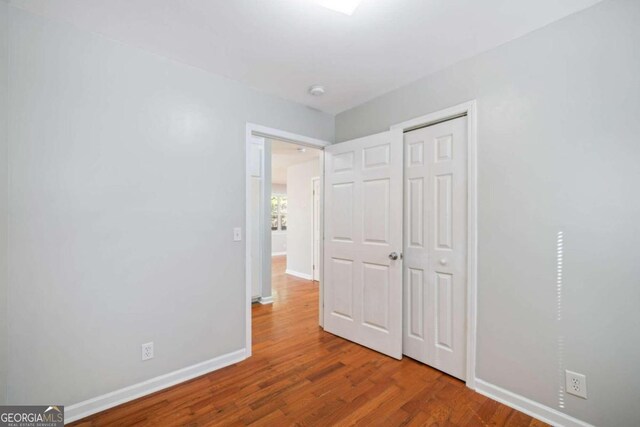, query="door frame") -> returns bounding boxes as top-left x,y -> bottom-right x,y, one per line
389,100 -> 478,389
245,123 -> 331,357
311,177 -> 321,282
